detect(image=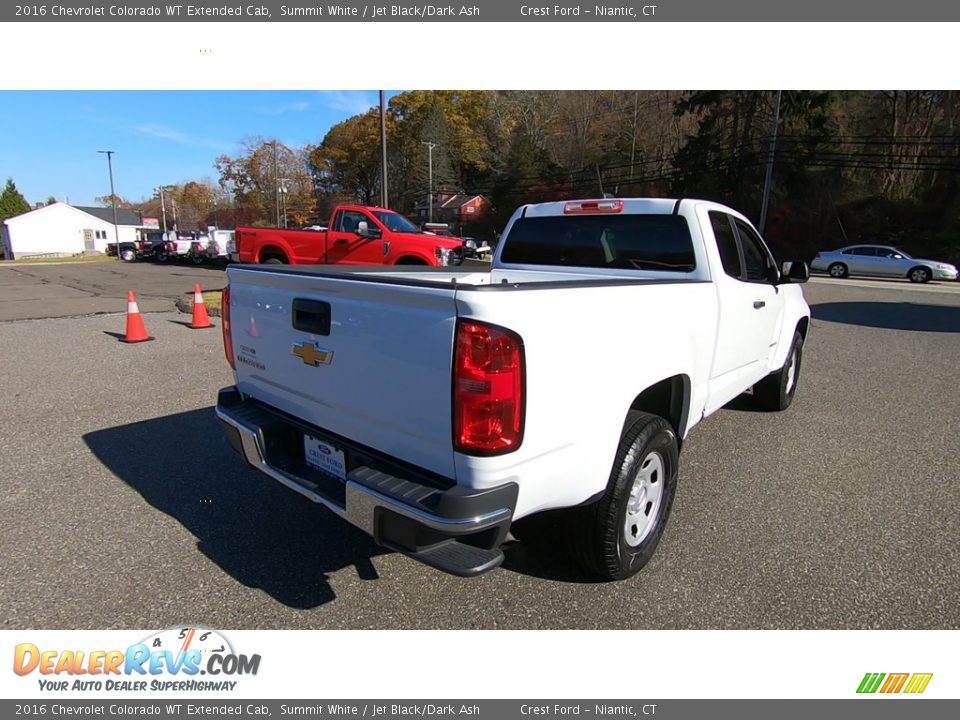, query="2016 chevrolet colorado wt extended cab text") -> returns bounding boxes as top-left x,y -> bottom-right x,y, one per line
215,198 -> 811,580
